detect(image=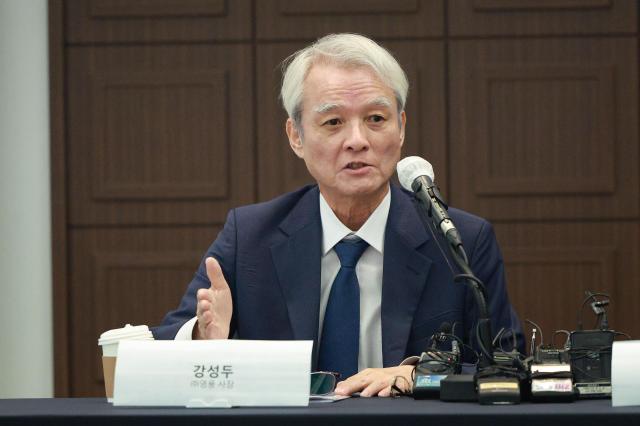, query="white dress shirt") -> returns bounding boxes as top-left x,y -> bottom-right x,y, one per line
175,188 -> 392,372
318,190 -> 389,371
